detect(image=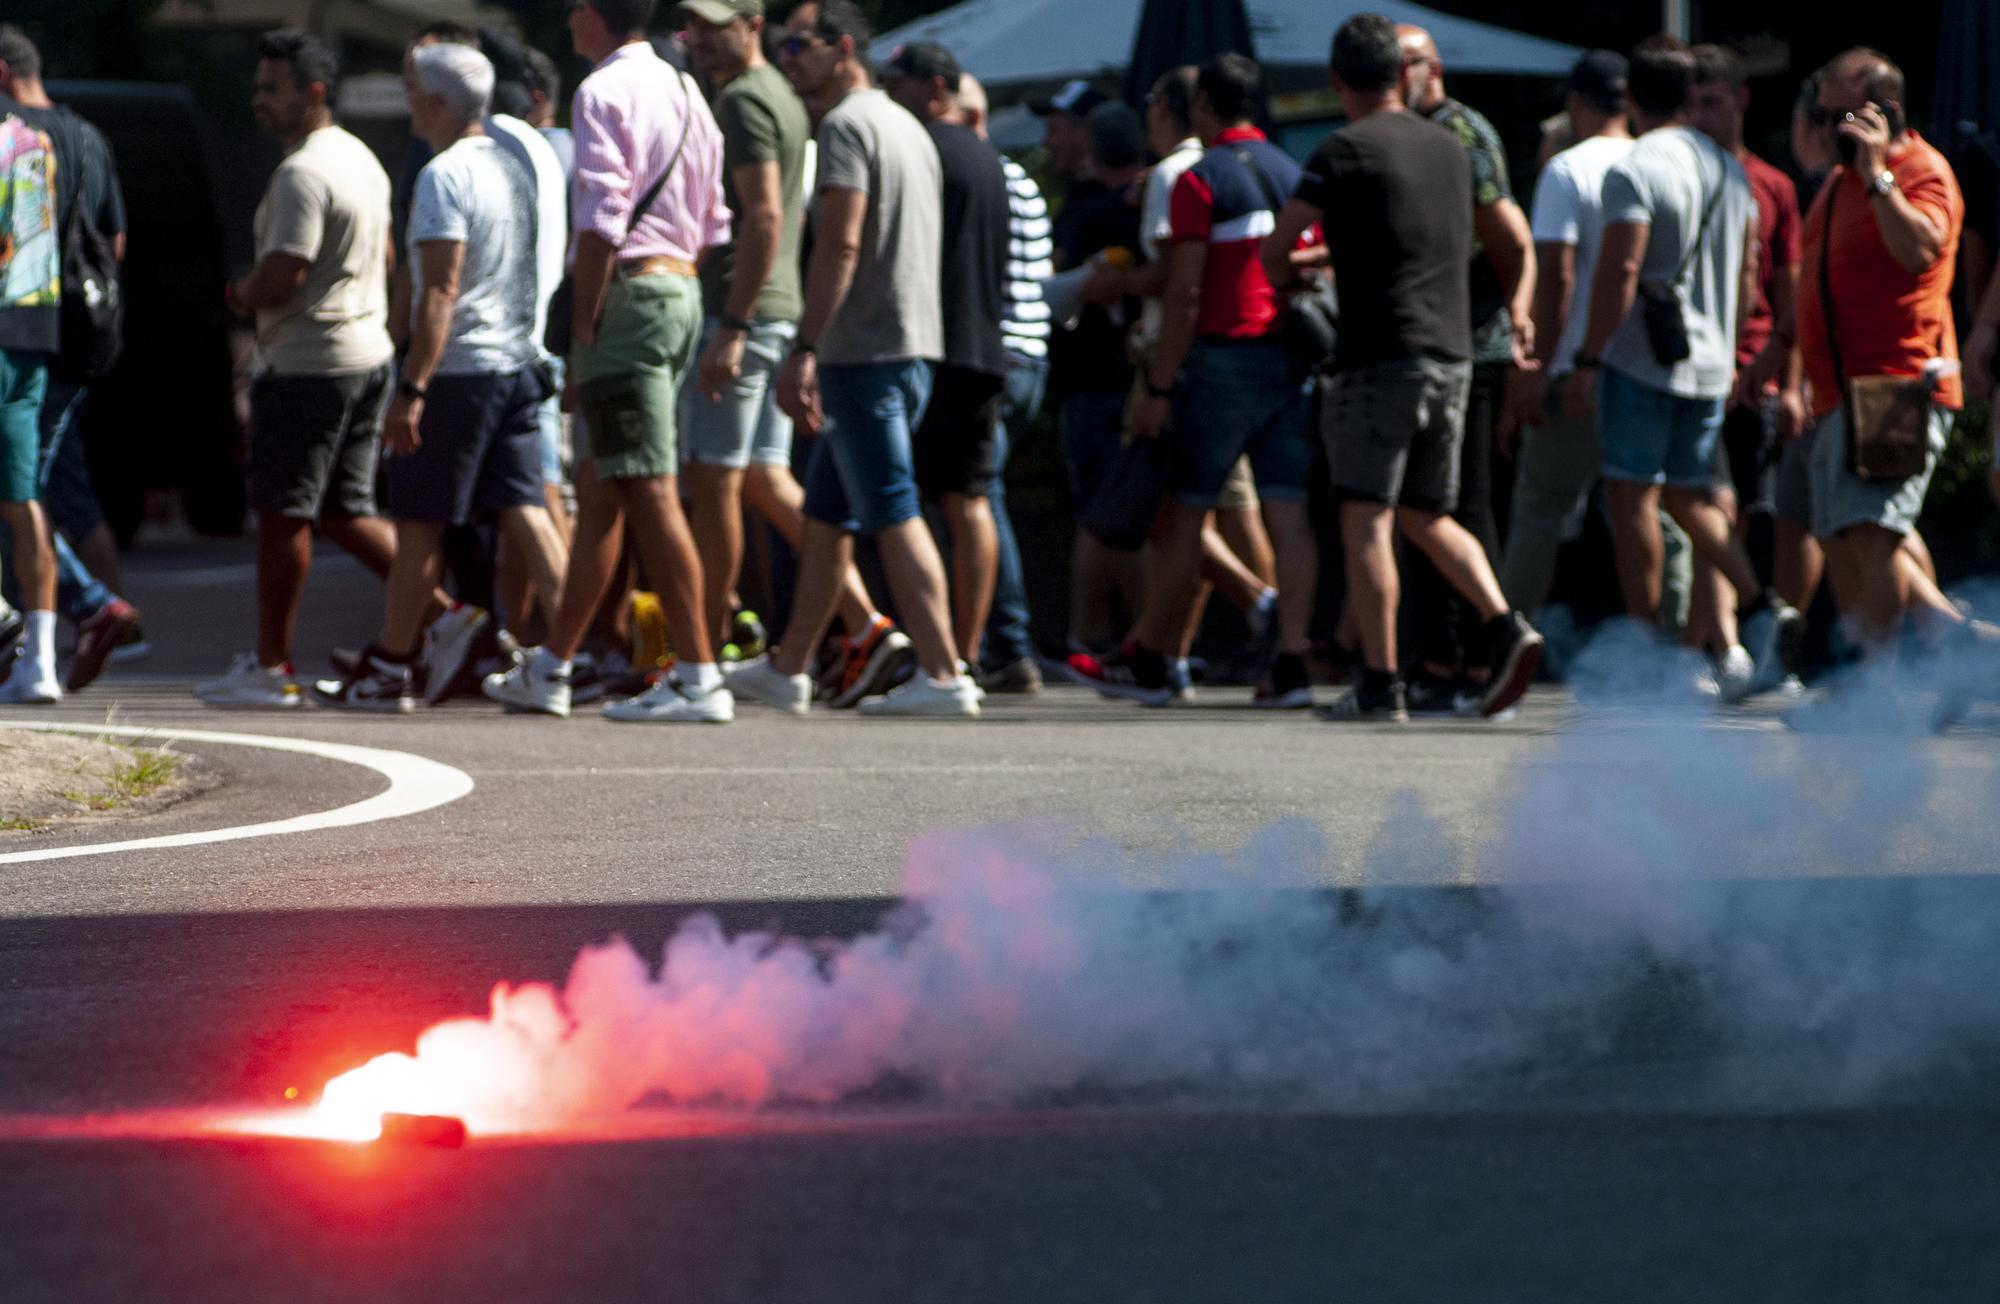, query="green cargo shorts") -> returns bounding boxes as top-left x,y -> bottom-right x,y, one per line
572,271 -> 702,480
